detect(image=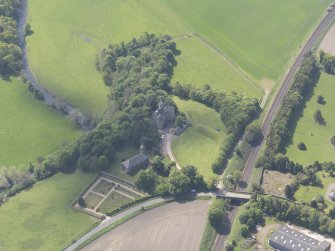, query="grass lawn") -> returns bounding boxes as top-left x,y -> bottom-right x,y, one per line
163,0 -> 332,80
0,78 -> 80,168
286,73 -> 335,165
0,171 -> 99,251
84,192 -> 104,209
295,171 -> 335,209
172,97 -> 226,179
98,191 -> 133,215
